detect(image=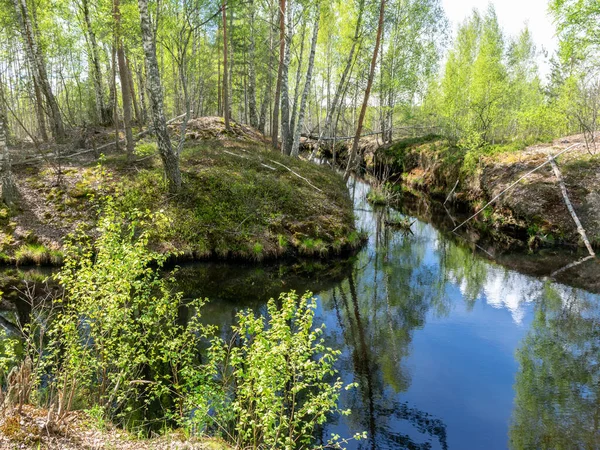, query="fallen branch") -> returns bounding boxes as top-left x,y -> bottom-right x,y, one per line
268,159 -> 323,192
444,179 -> 459,205
547,154 -> 595,256
549,255 -> 595,278
452,143 -> 582,232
